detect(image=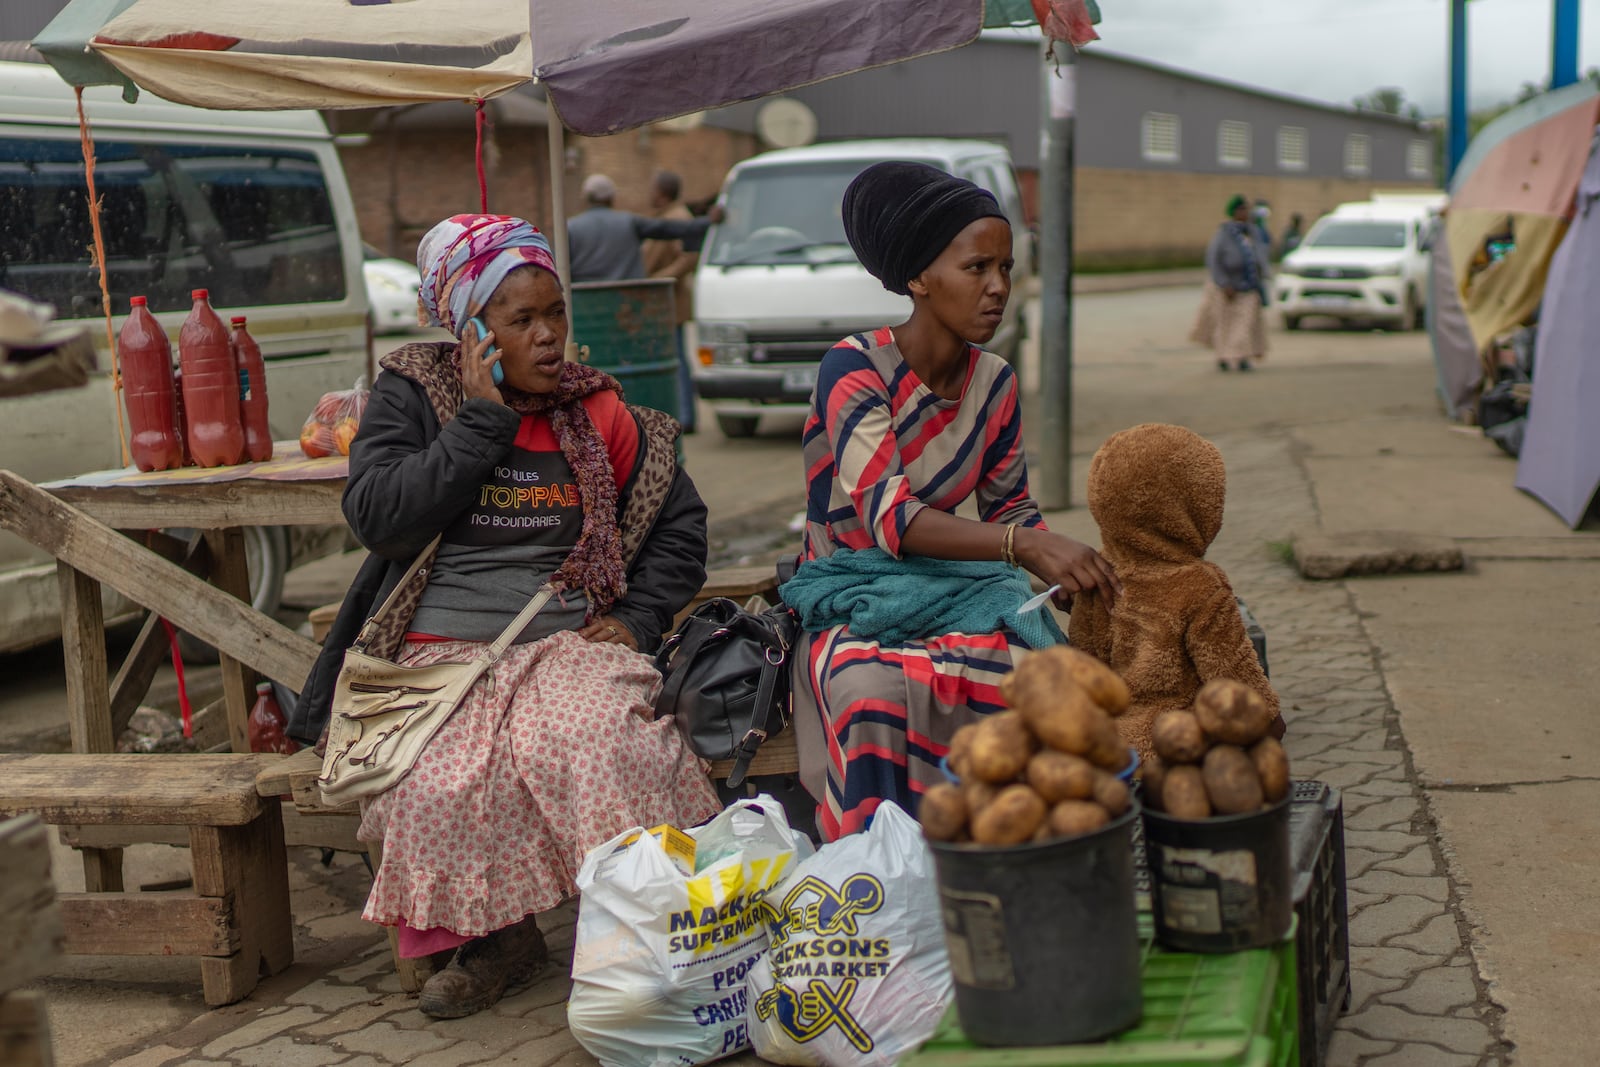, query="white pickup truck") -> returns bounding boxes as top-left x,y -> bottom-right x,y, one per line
1275,198 -> 1442,332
